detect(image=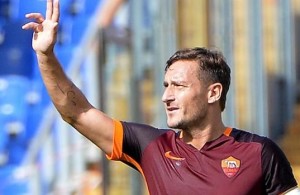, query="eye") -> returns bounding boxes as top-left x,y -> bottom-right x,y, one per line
163,82 -> 168,88
173,83 -> 185,88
